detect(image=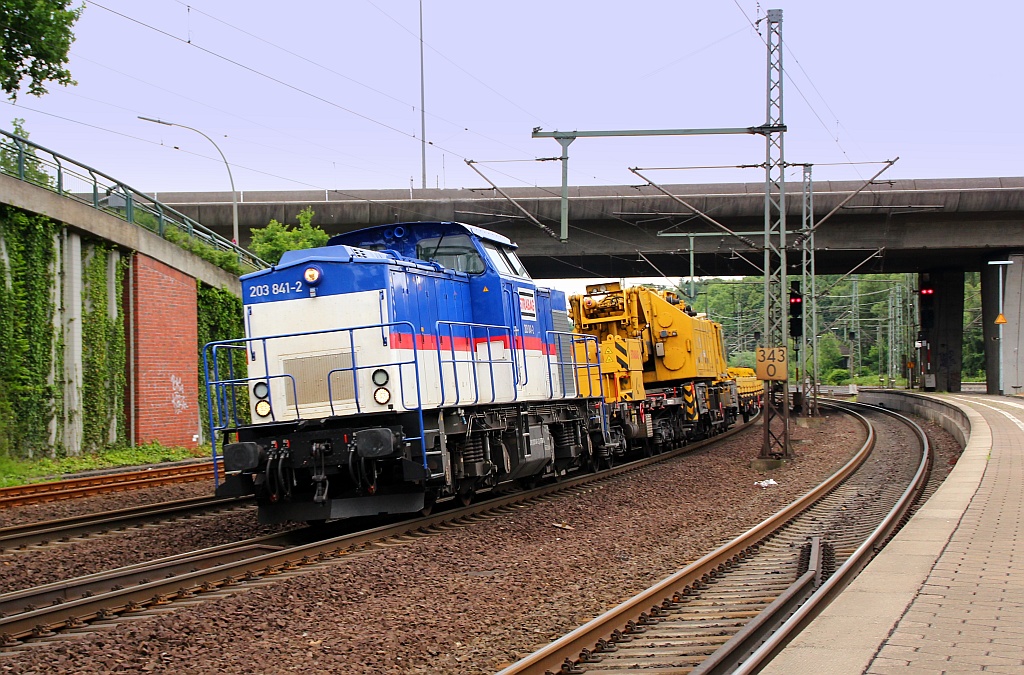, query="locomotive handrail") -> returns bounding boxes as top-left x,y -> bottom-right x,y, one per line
544,331 -> 602,400
501,284 -> 530,390
204,343 -> 249,485
435,320 -> 516,406
324,323 -> 422,415
203,321 -> 430,482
